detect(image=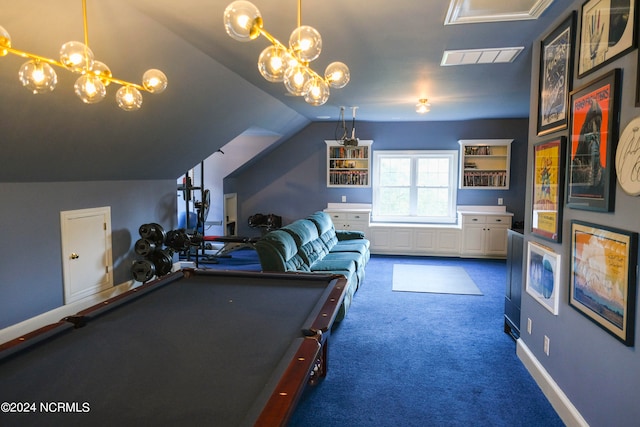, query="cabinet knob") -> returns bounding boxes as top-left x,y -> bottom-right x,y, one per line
496,219 -> 502,222
472,218 -> 478,222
